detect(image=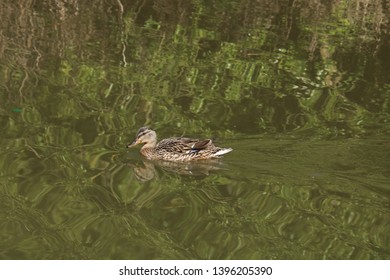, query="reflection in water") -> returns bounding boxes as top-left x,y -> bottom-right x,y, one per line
128,158 -> 228,181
